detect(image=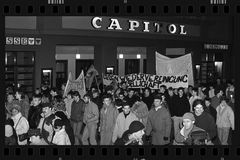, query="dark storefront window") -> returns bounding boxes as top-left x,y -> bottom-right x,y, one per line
125,59 -> 140,74
56,60 -> 68,90
5,51 -> 35,97
200,53 -> 223,84
143,59 -> 147,74
76,59 -> 94,77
